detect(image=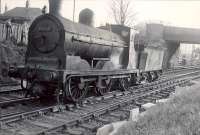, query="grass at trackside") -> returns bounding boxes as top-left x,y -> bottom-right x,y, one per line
115,82 -> 200,135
